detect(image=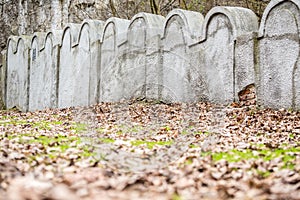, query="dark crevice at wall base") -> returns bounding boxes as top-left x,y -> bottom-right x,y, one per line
238,84 -> 256,107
